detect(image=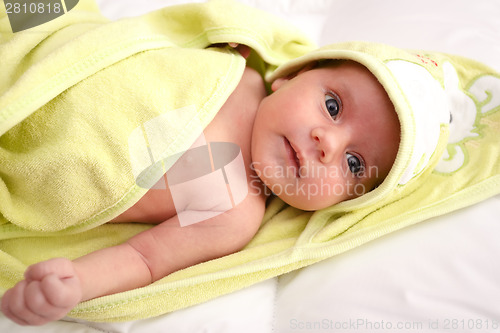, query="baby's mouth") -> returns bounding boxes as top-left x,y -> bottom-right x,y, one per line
284,137 -> 300,177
